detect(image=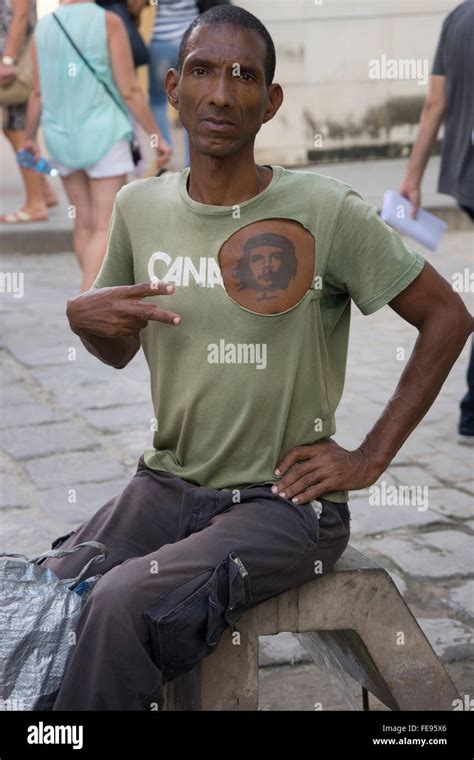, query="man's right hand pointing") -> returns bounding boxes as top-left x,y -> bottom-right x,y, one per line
66,281 -> 182,338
